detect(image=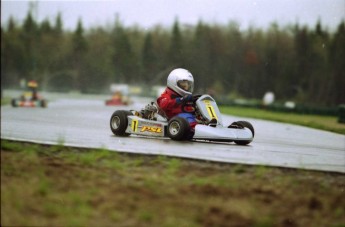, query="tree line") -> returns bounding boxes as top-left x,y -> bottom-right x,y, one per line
1,10 -> 344,106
